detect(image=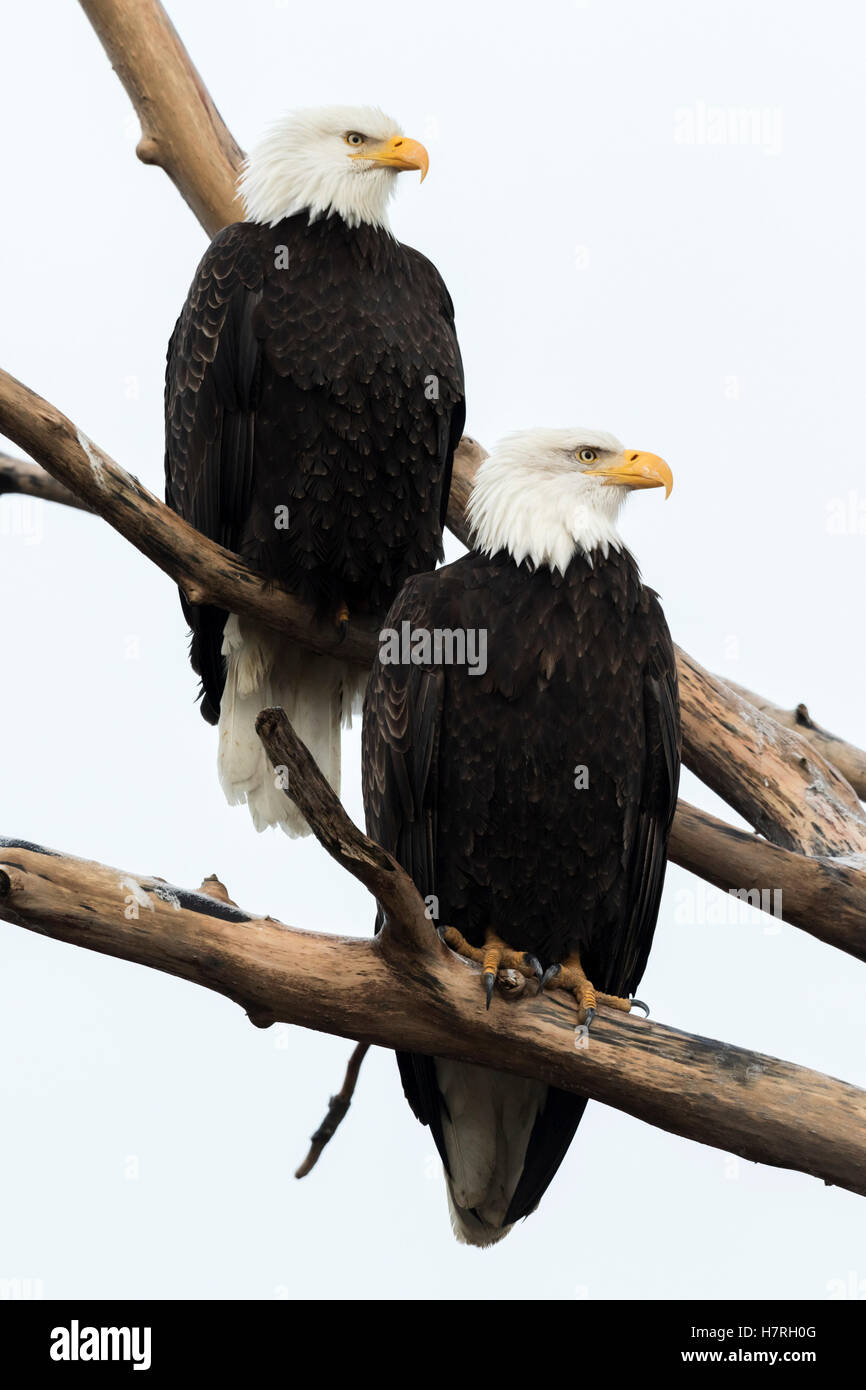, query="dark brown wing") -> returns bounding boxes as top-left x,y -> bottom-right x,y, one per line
361,575 -> 450,1155
165,223 -> 264,722
604,596 -> 681,998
